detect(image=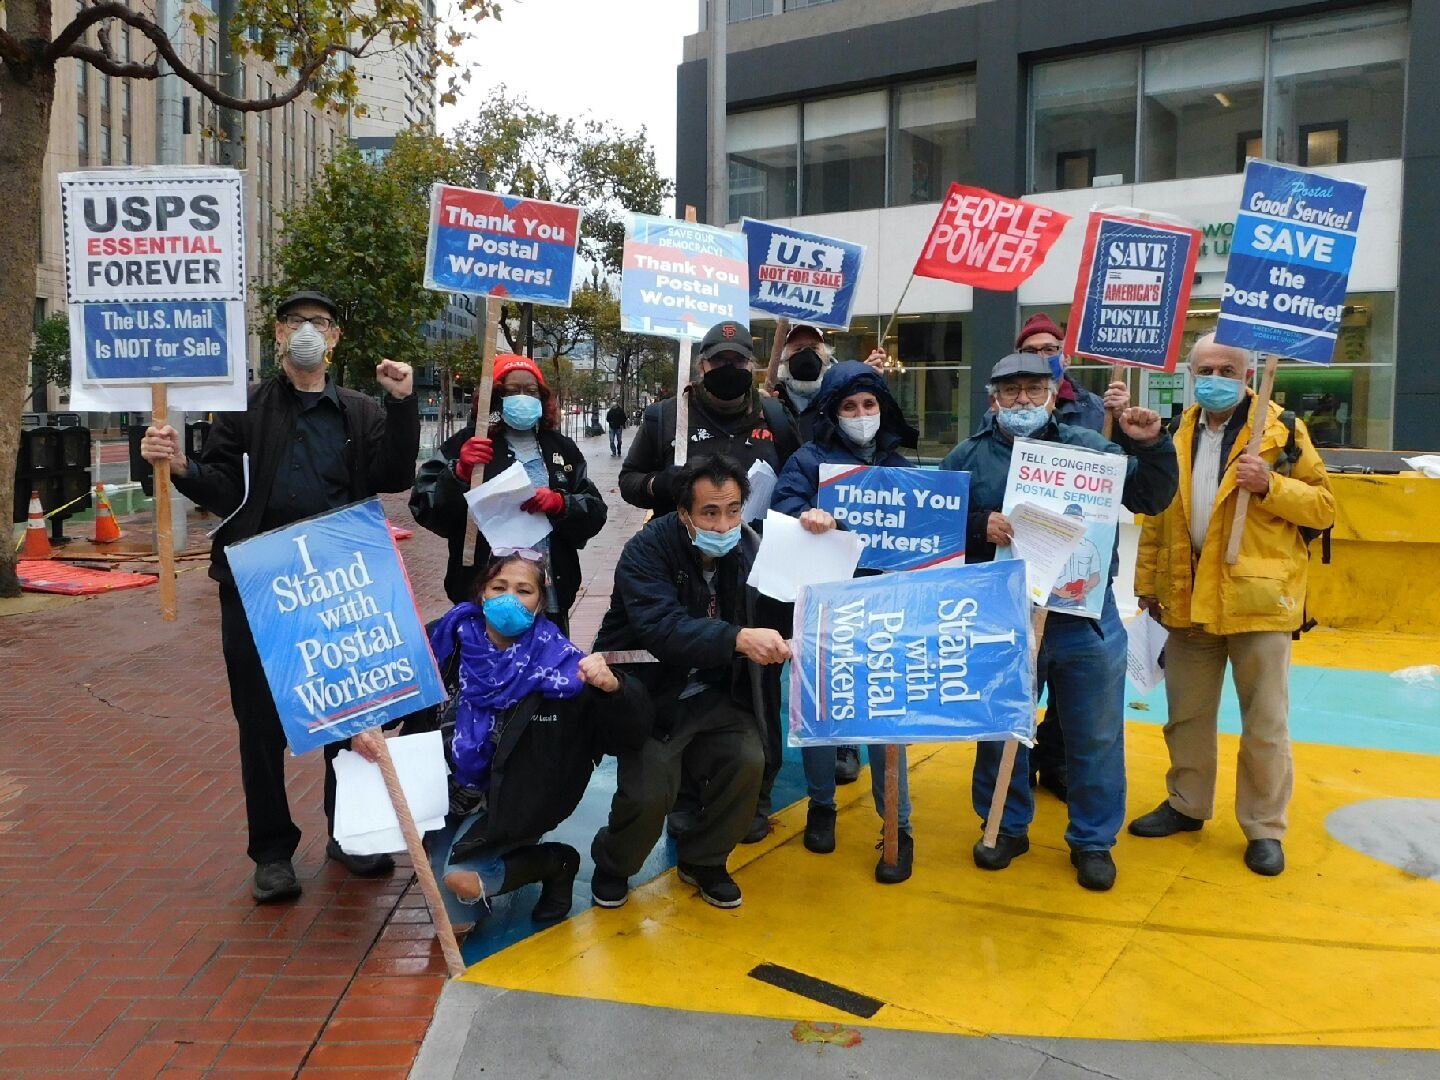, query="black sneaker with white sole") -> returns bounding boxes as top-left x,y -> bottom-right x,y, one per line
590,868 -> 631,908
676,862 -> 742,908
